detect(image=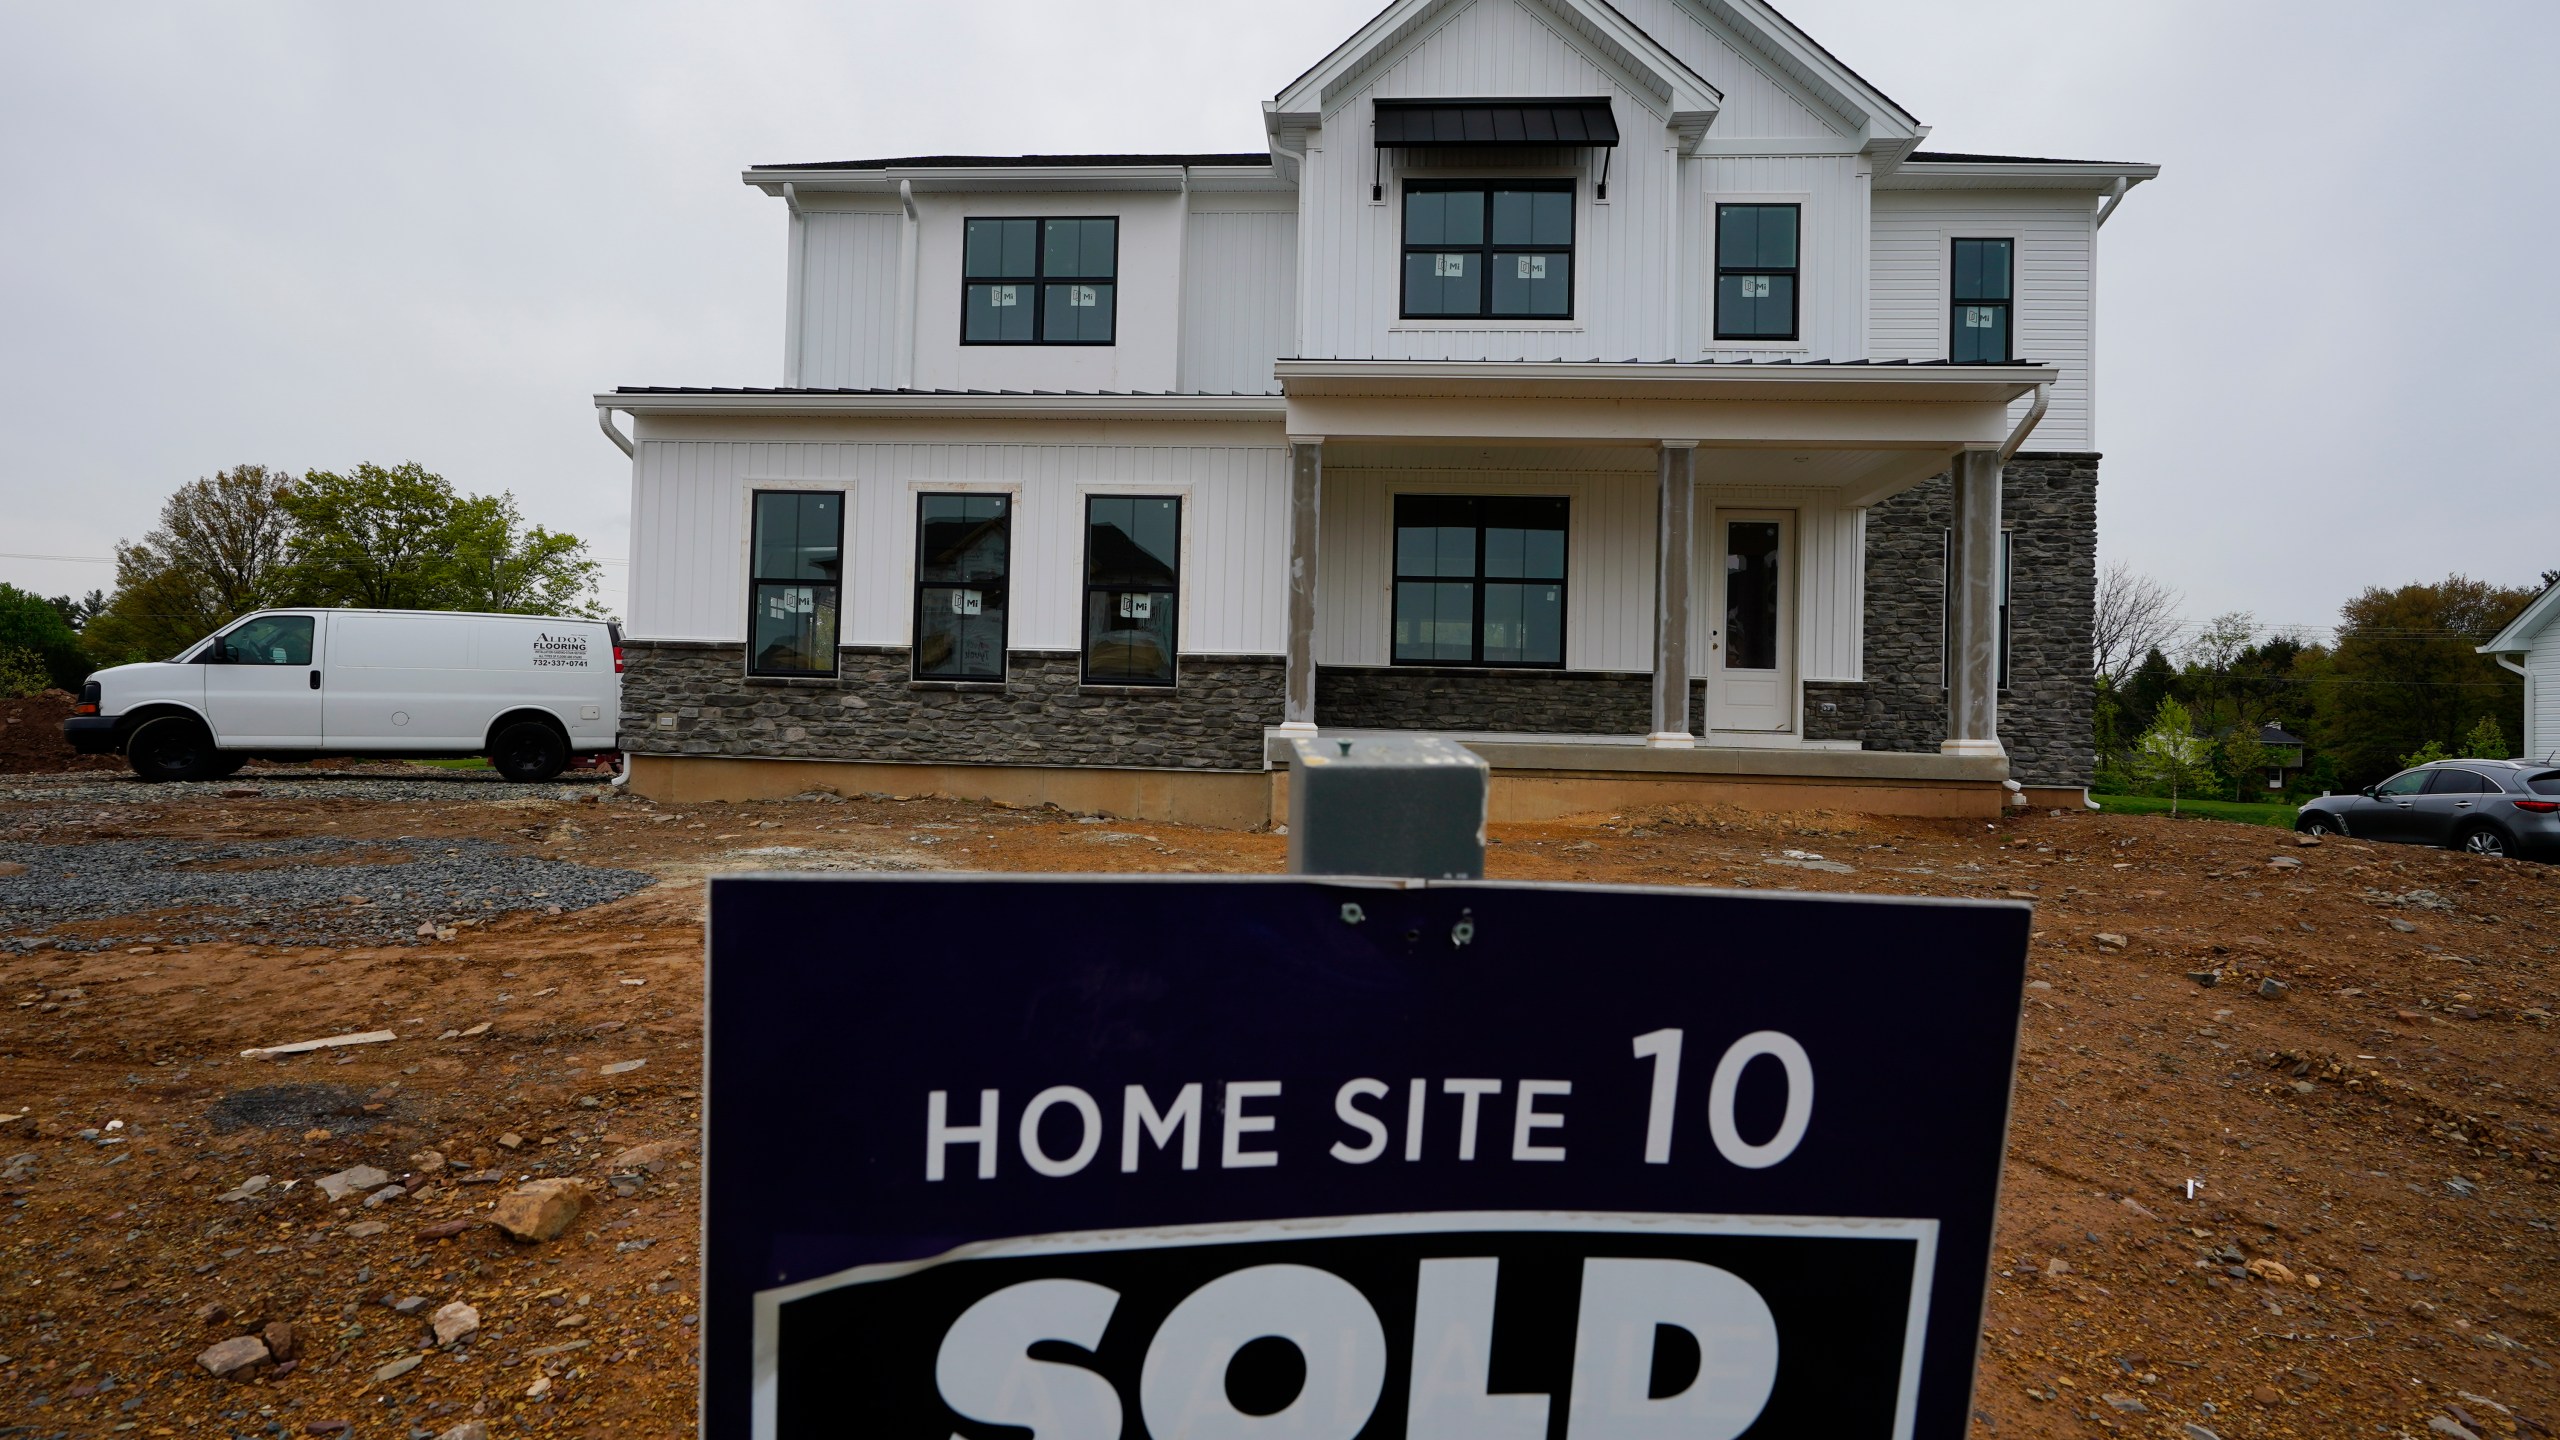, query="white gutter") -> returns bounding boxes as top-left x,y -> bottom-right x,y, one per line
1172,166 -> 1191,390
2493,654 -> 2528,679
894,180 -> 920,390
596,391 -> 1285,421
1995,383 -> 2051,464
1275,358 -> 2057,388
597,406 -> 635,458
